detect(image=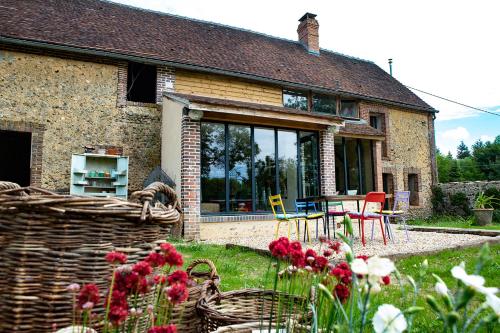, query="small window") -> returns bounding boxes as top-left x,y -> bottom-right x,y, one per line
283,90 -> 308,111
312,94 -> 337,114
370,115 -> 379,129
408,173 -> 419,206
339,100 -> 359,118
127,62 -> 157,103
